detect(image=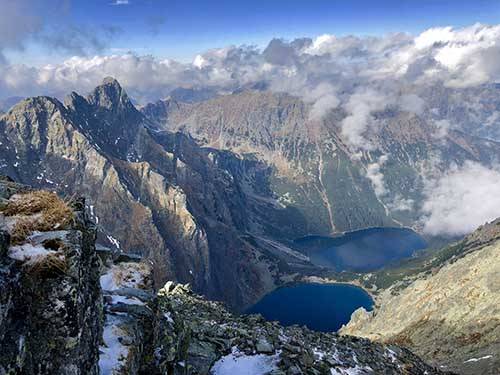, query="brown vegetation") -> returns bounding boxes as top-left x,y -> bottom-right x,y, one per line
0,191 -> 74,244
25,252 -> 68,278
